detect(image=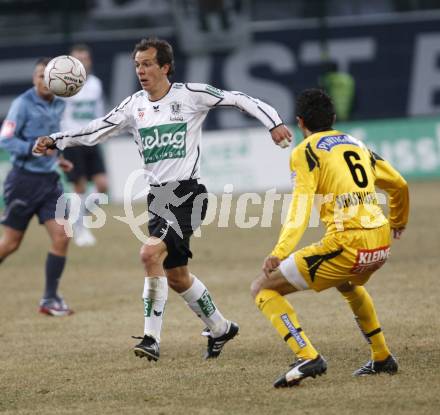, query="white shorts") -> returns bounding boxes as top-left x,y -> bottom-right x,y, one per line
279,255 -> 310,291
